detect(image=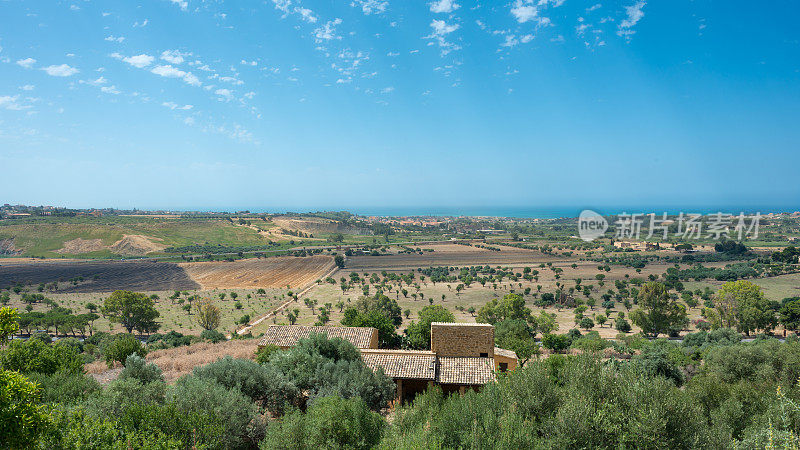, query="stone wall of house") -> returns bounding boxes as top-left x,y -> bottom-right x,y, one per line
430,323 -> 494,357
